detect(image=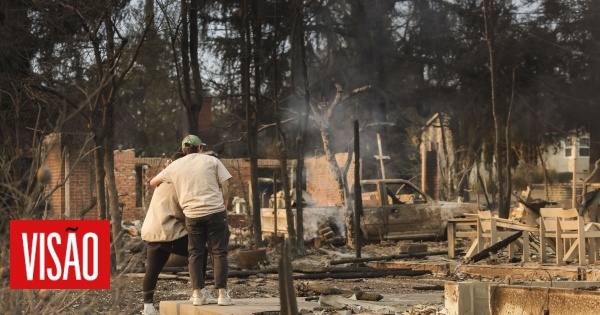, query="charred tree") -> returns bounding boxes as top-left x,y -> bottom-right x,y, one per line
240,0 -> 262,247
176,0 -> 204,134
483,0 -> 509,218
271,1 -> 297,253
291,0 -> 310,254
309,84 -> 369,245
